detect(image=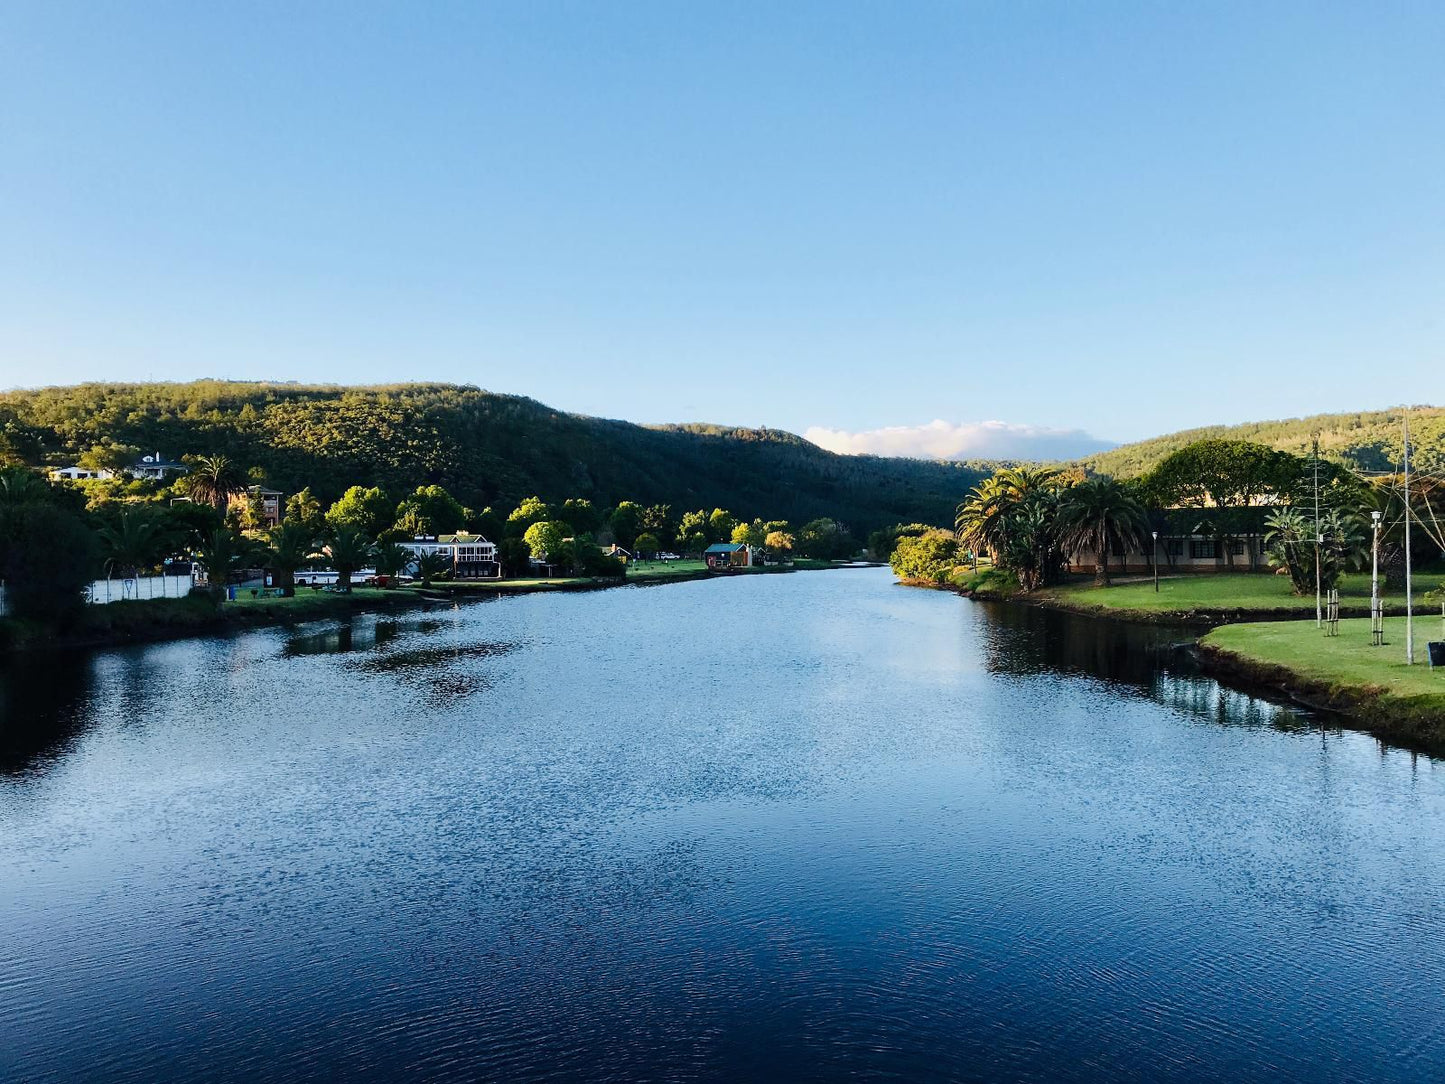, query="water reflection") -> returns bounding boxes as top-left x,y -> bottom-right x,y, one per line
0,651 -> 95,773
975,598 -> 1319,736
1,569 -> 1443,1083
